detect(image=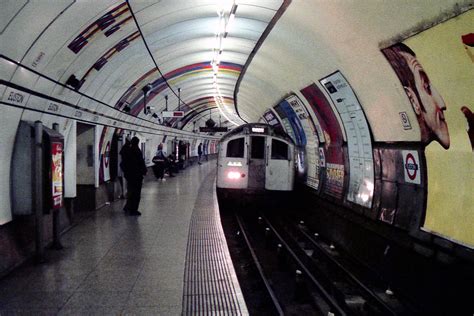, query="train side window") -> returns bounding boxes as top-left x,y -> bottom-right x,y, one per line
226,137 -> 244,158
271,139 -> 288,160
251,136 -> 265,159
